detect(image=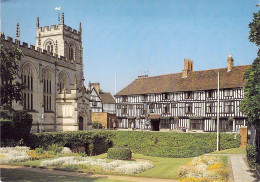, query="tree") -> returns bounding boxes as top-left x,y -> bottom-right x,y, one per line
249,10 -> 260,47
0,42 -> 32,146
240,57 -> 260,124
240,10 -> 260,125
0,43 -> 24,106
